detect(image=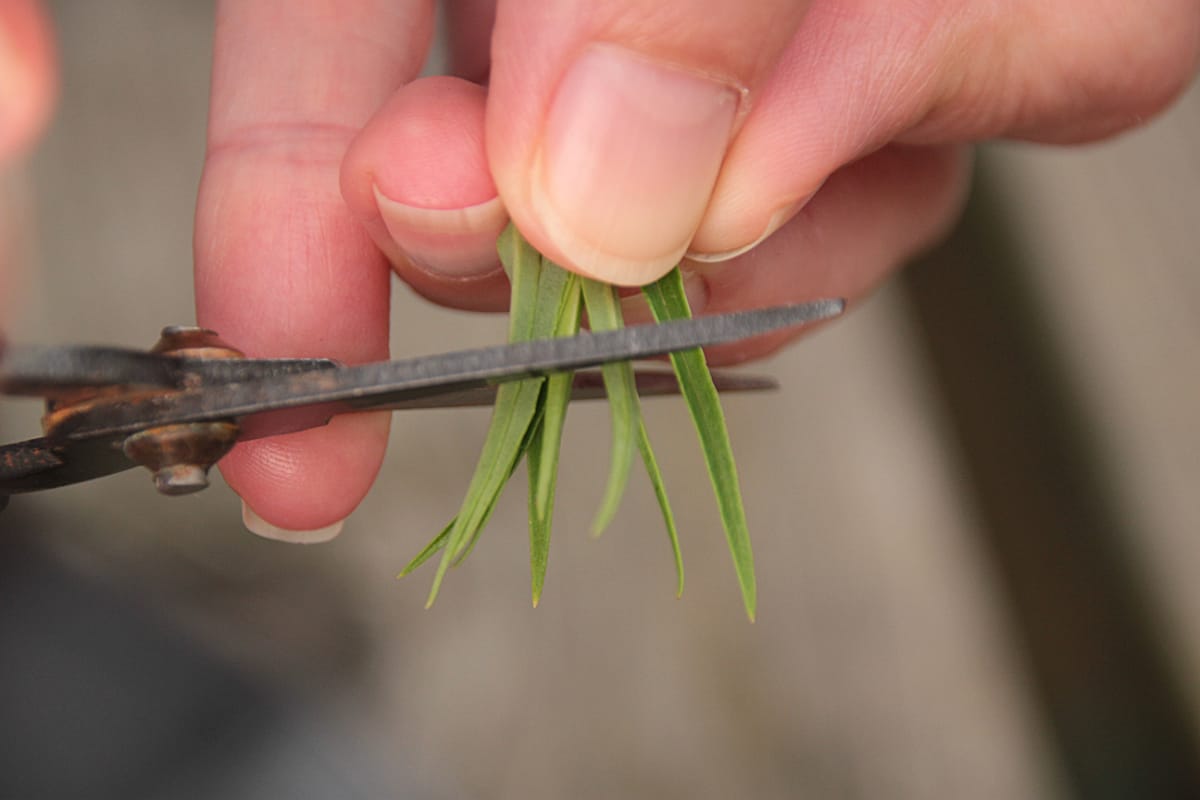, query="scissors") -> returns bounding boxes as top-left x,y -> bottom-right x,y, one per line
0,299 -> 843,510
